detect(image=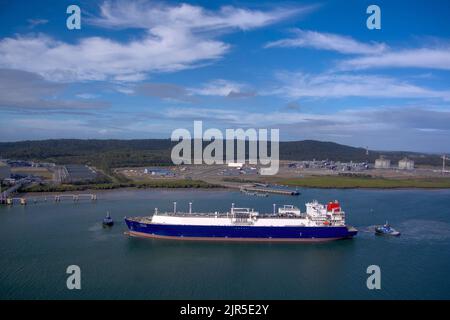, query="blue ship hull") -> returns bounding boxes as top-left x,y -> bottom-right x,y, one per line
125,219 -> 357,242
